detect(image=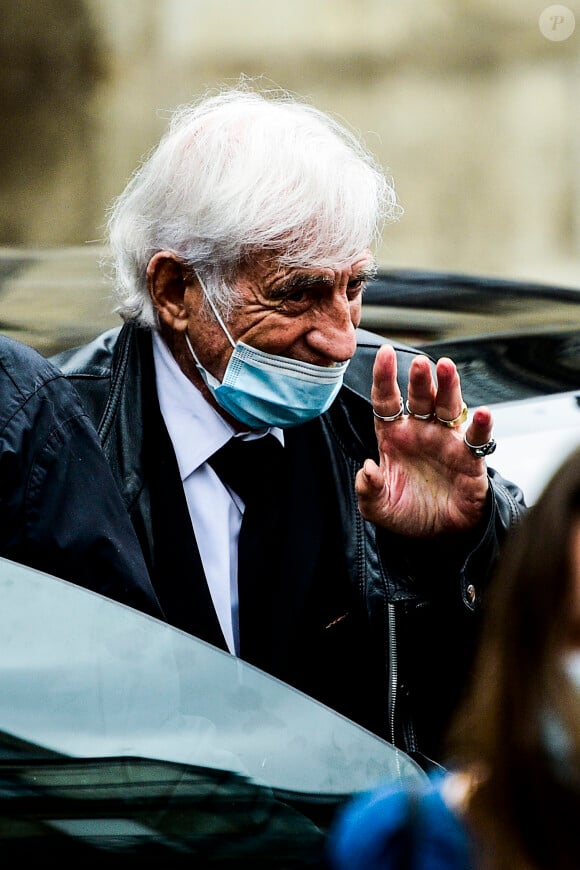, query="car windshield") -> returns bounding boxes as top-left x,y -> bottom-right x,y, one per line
0,556 -> 426,863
